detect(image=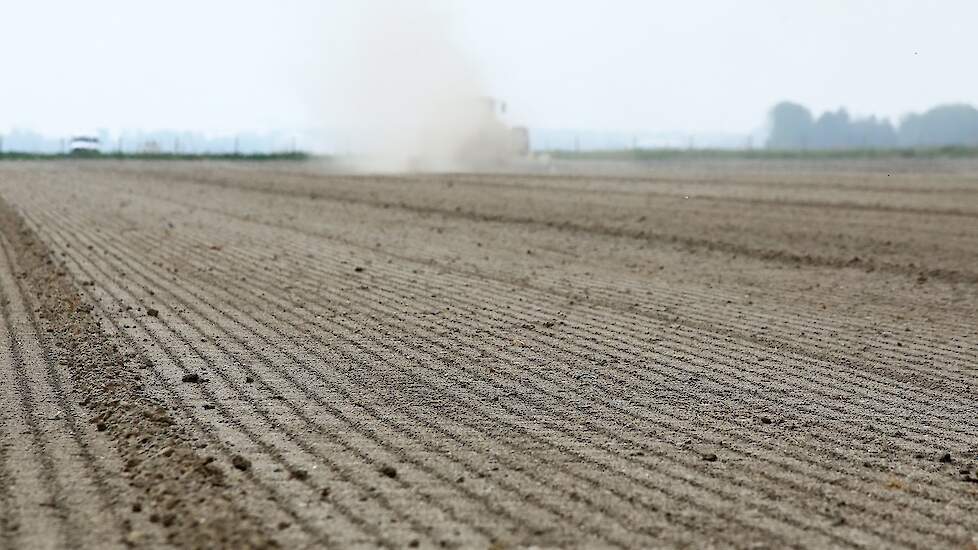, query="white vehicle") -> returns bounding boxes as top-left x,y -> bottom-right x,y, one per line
69,135 -> 101,155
